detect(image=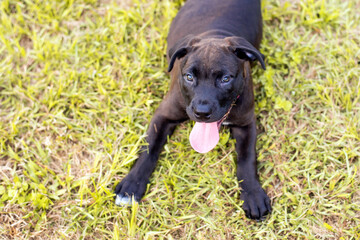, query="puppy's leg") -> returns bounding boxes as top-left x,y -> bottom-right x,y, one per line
231,121 -> 271,219
115,94 -> 187,205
